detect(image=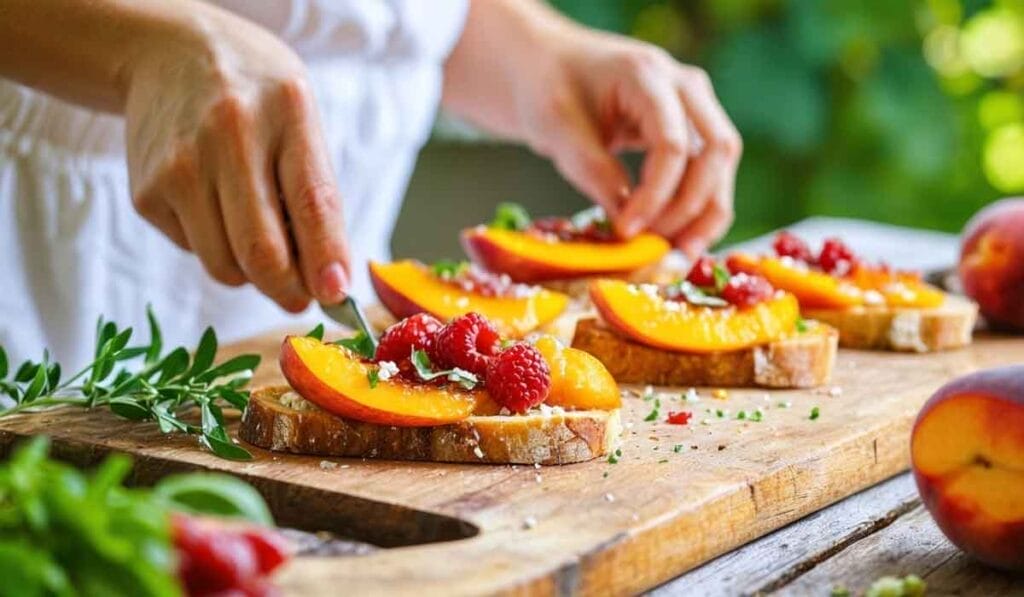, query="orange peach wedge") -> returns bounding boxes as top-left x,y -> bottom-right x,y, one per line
279,336 -> 482,426
534,335 -> 620,411
461,226 -> 669,283
911,365 -> 1024,571
589,279 -> 800,353
368,260 -> 568,337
